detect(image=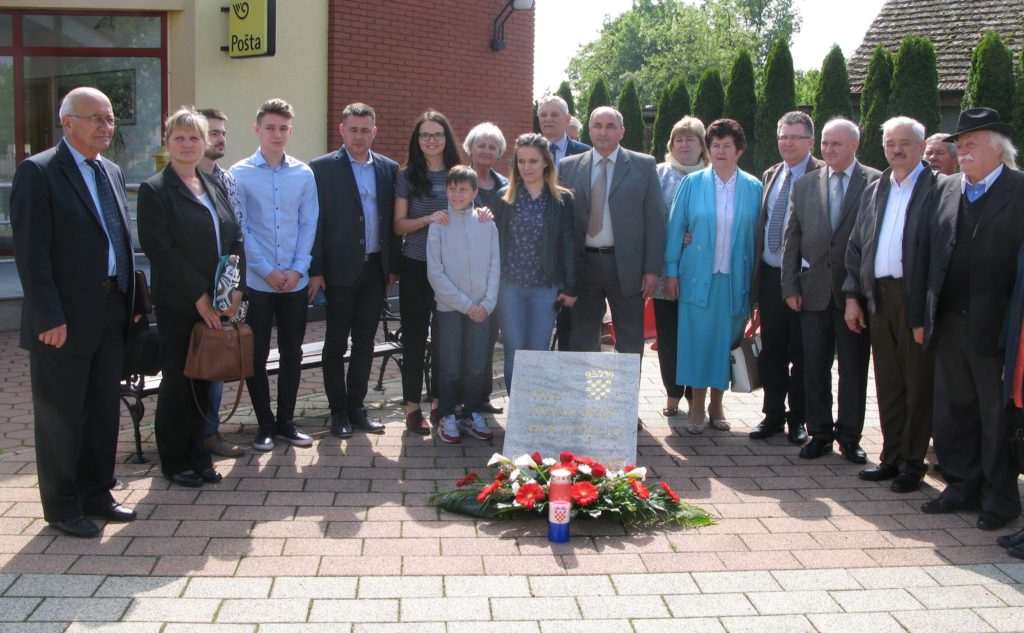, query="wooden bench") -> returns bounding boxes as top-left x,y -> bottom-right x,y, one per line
119,299 -> 420,463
